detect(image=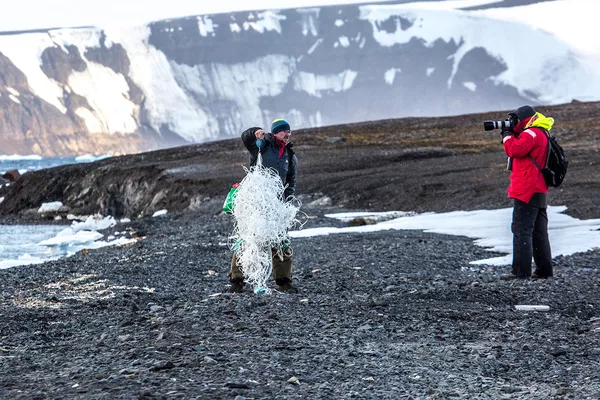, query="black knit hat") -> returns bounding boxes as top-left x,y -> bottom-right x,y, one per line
516,105 -> 536,121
